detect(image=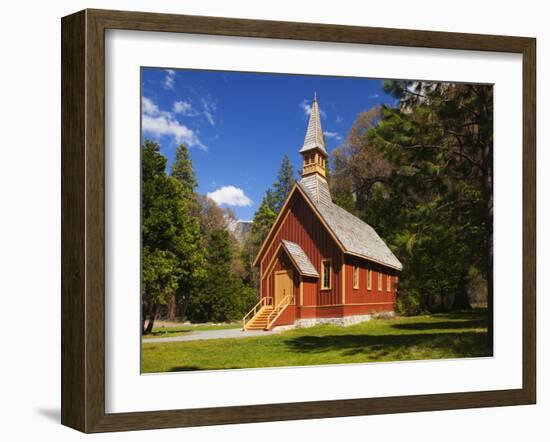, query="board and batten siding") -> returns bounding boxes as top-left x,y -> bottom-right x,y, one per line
260,193 -> 343,306
344,255 -> 397,310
